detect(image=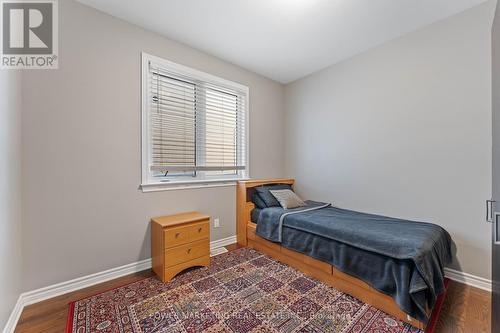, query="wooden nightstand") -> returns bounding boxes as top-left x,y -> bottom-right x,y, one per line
151,212 -> 210,282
